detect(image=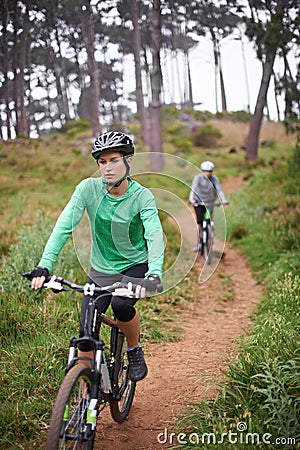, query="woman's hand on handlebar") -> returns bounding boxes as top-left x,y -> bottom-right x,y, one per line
26,267 -> 50,290
23,271 -> 163,297
122,274 -> 162,298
